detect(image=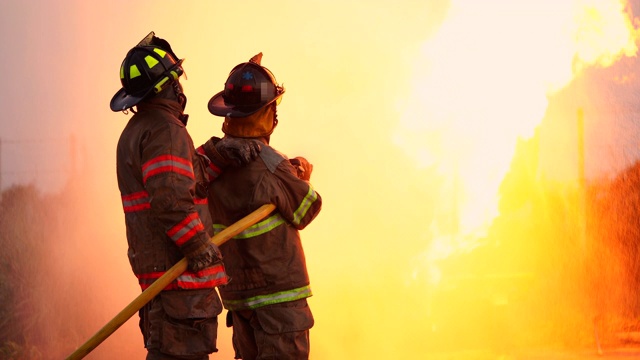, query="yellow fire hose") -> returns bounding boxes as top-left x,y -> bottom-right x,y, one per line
65,204 -> 276,360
